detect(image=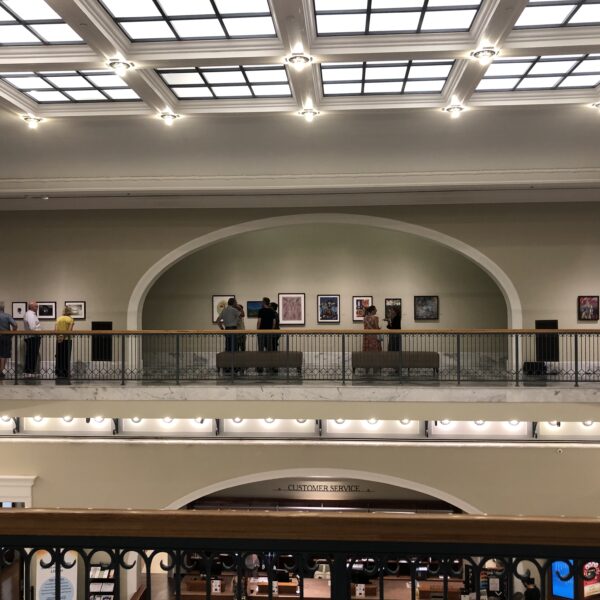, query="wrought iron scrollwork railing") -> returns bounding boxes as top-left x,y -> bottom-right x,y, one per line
0,329 -> 598,385
0,511 -> 599,600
